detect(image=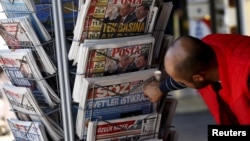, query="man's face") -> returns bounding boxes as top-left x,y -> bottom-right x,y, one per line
119,4 -> 130,17
119,57 -> 129,68
135,6 -> 148,19
136,56 -> 146,68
